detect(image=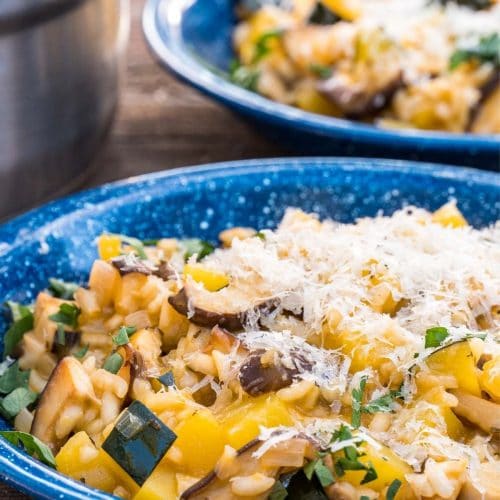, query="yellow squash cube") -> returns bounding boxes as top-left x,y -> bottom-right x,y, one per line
221,394 -> 294,449
134,462 -> 177,500
183,264 -> 230,291
56,431 -> 139,497
98,235 -> 122,261
166,410 -> 226,476
426,341 -> 481,396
